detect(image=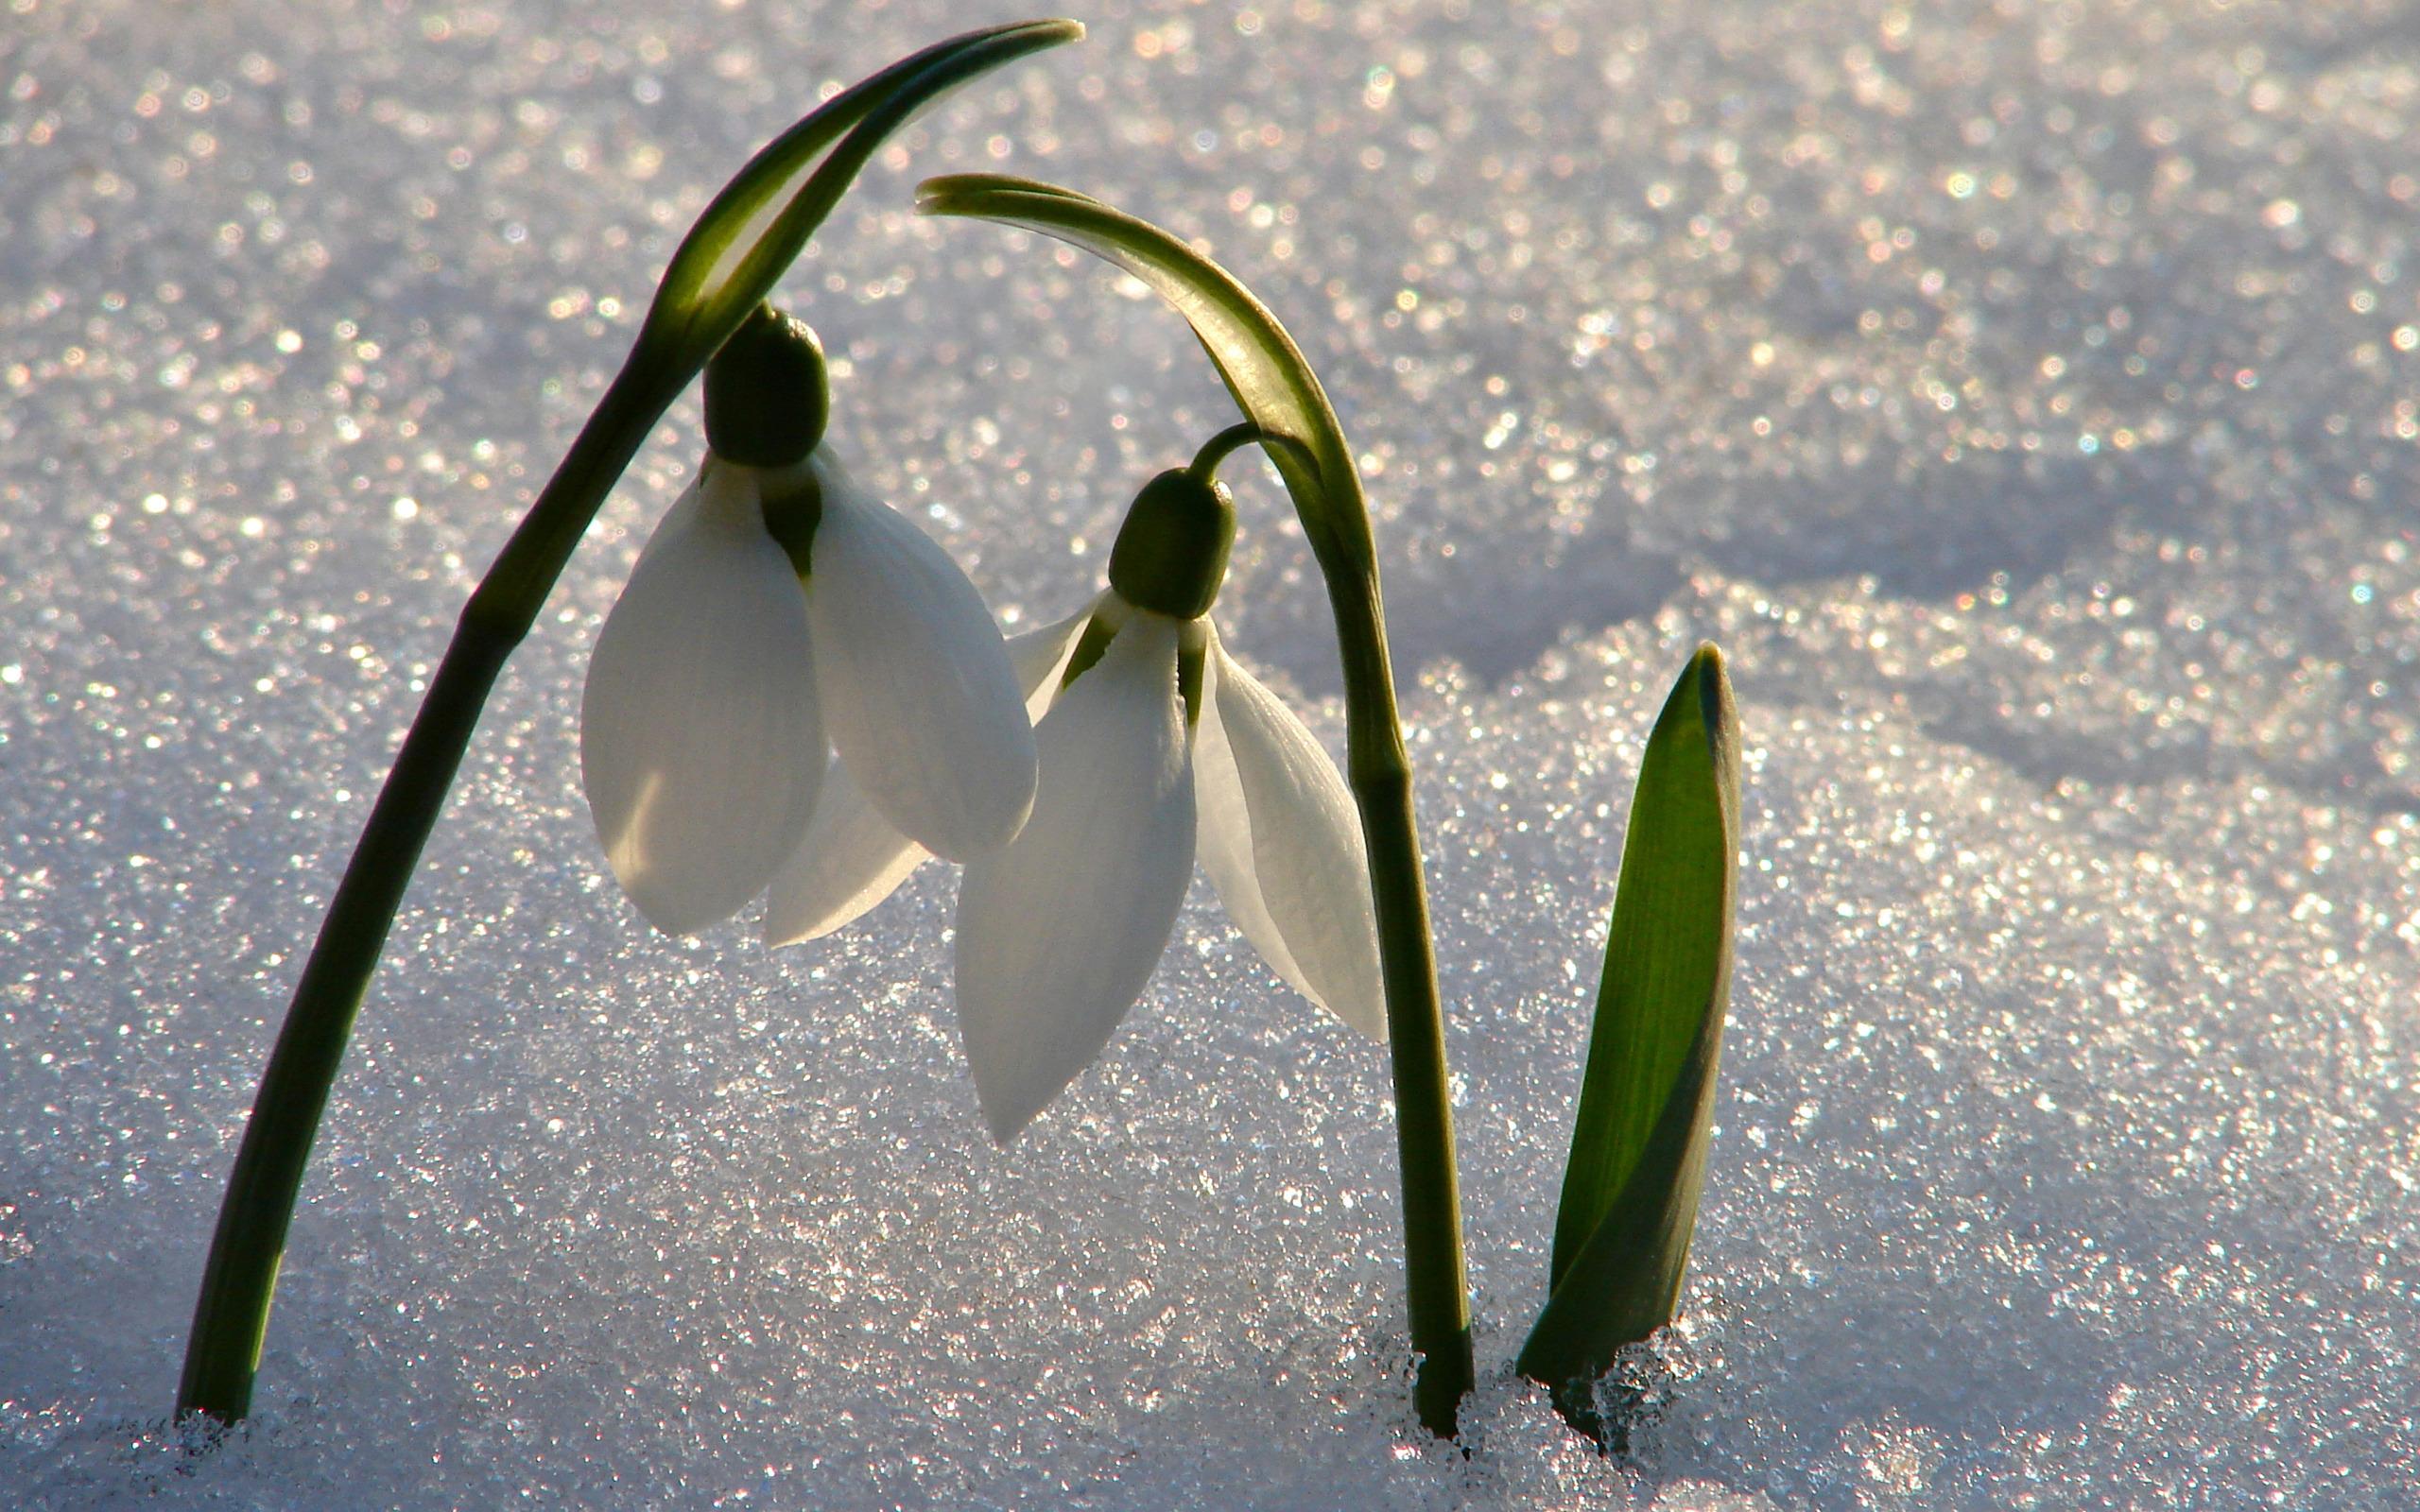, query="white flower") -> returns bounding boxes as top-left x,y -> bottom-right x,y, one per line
579,447 -> 1037,936
957,593 -> 1388,1140
769,580 -> 1388,1141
